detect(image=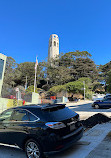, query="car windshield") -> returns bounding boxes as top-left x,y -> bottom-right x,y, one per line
102,98 -> 111,102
